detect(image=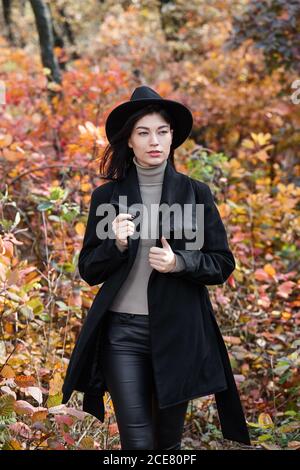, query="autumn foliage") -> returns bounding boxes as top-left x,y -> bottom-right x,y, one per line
0,1 -> 299,450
